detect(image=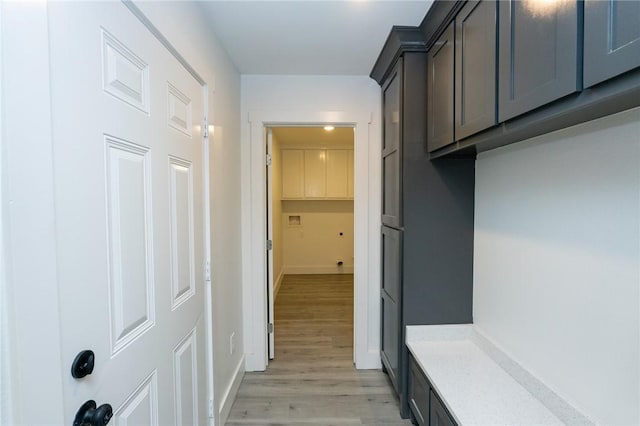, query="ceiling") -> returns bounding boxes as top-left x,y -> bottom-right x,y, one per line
199,0 -> 433,75
273,126 -> 354,147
